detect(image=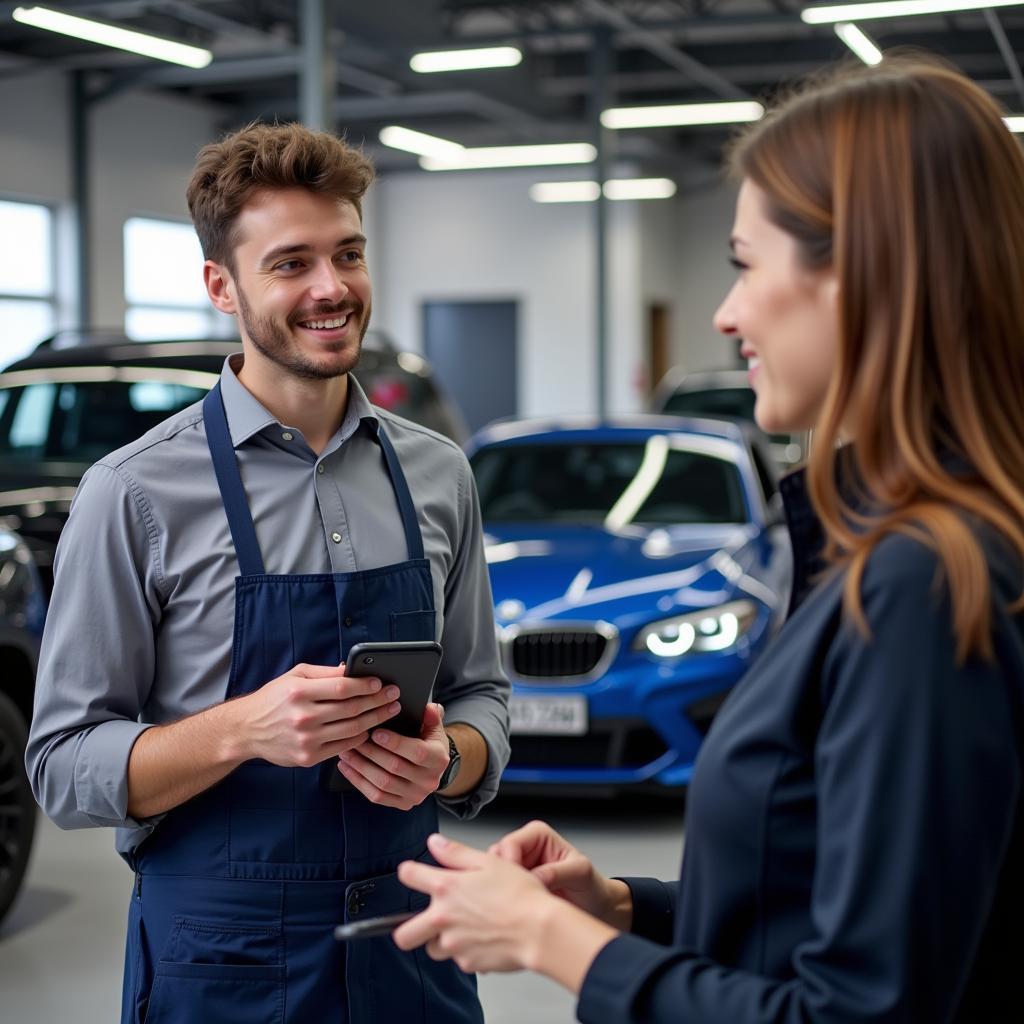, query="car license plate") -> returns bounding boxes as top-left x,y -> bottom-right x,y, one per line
509,695 -> 588,736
